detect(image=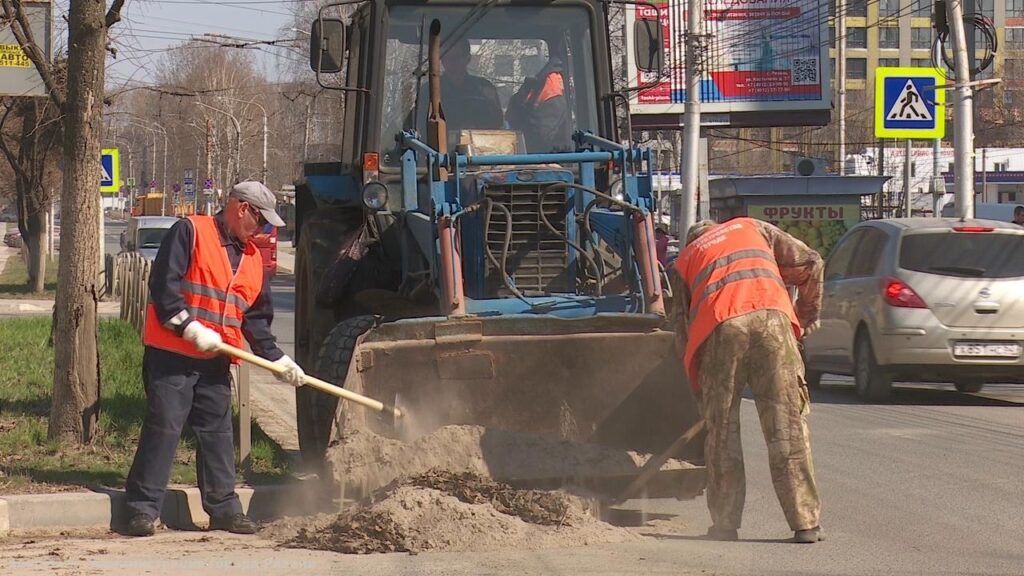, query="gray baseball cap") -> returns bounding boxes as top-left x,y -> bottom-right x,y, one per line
229,181 -> 285,227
